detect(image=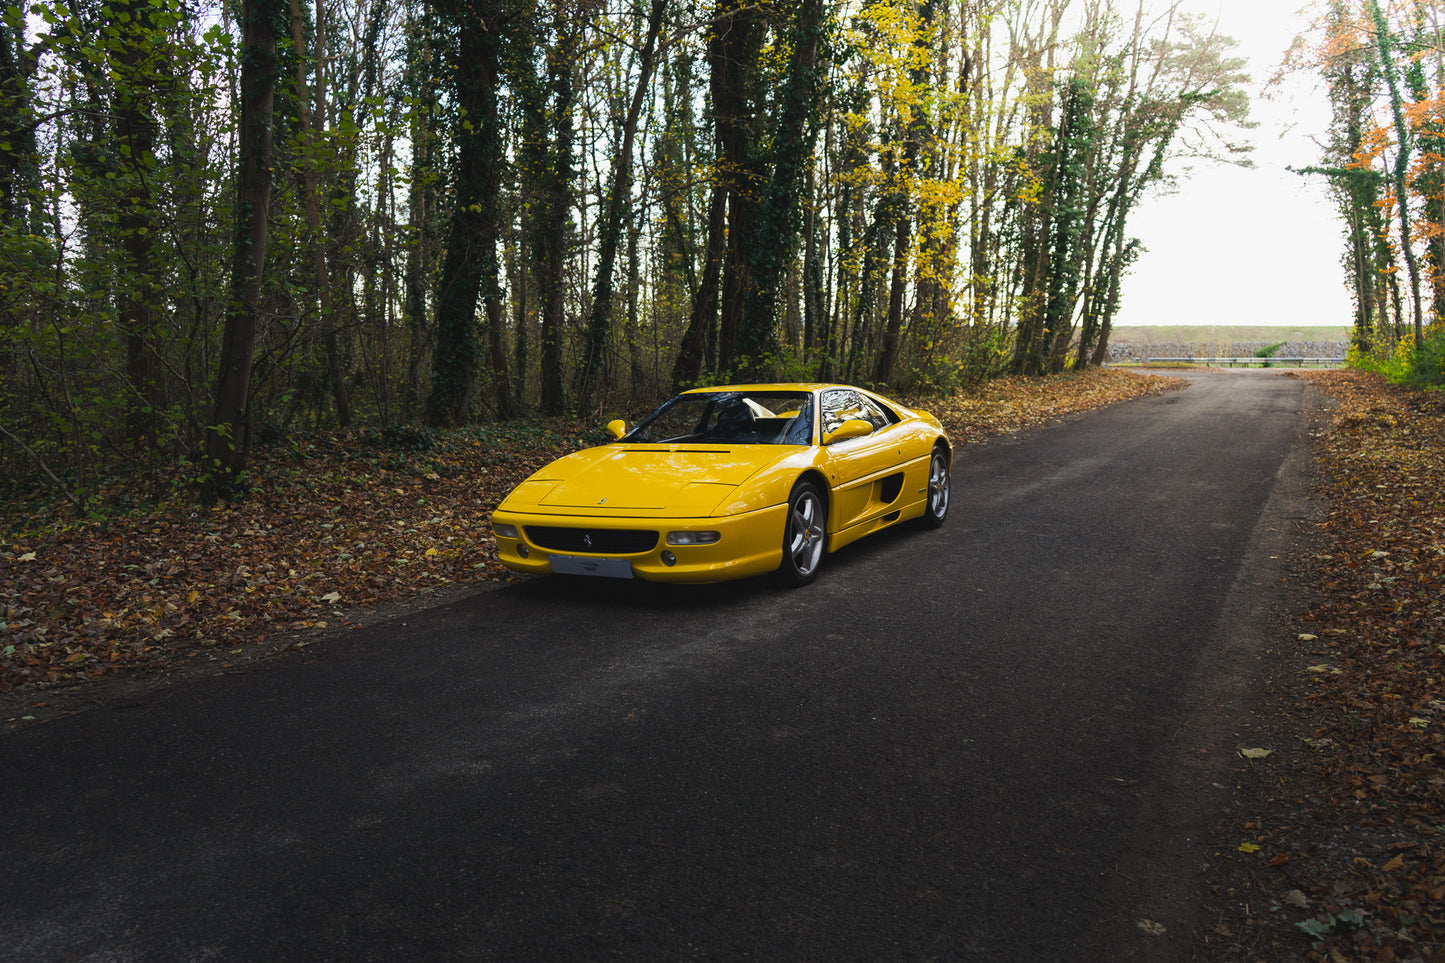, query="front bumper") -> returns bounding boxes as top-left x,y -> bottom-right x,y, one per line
489,504 -> 788,584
